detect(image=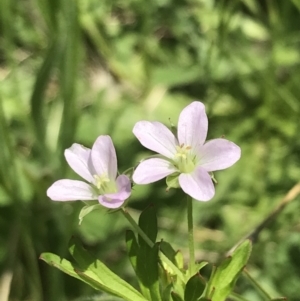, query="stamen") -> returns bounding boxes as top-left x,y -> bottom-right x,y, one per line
94,174 -> 110,189
174,144 -> 196,173
93,173 -> 118,197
